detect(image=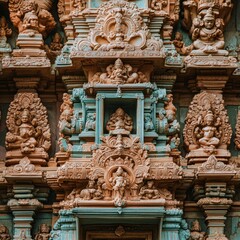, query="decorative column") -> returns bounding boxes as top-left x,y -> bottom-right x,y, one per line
161,209 -> 182,240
